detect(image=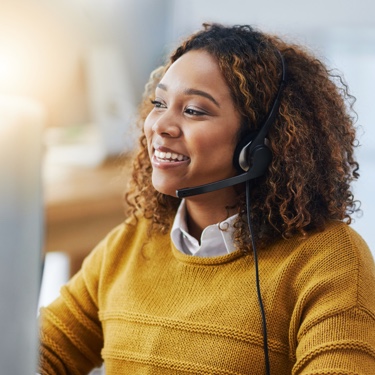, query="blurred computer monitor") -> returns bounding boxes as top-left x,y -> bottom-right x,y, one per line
0,98 -> 44,374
